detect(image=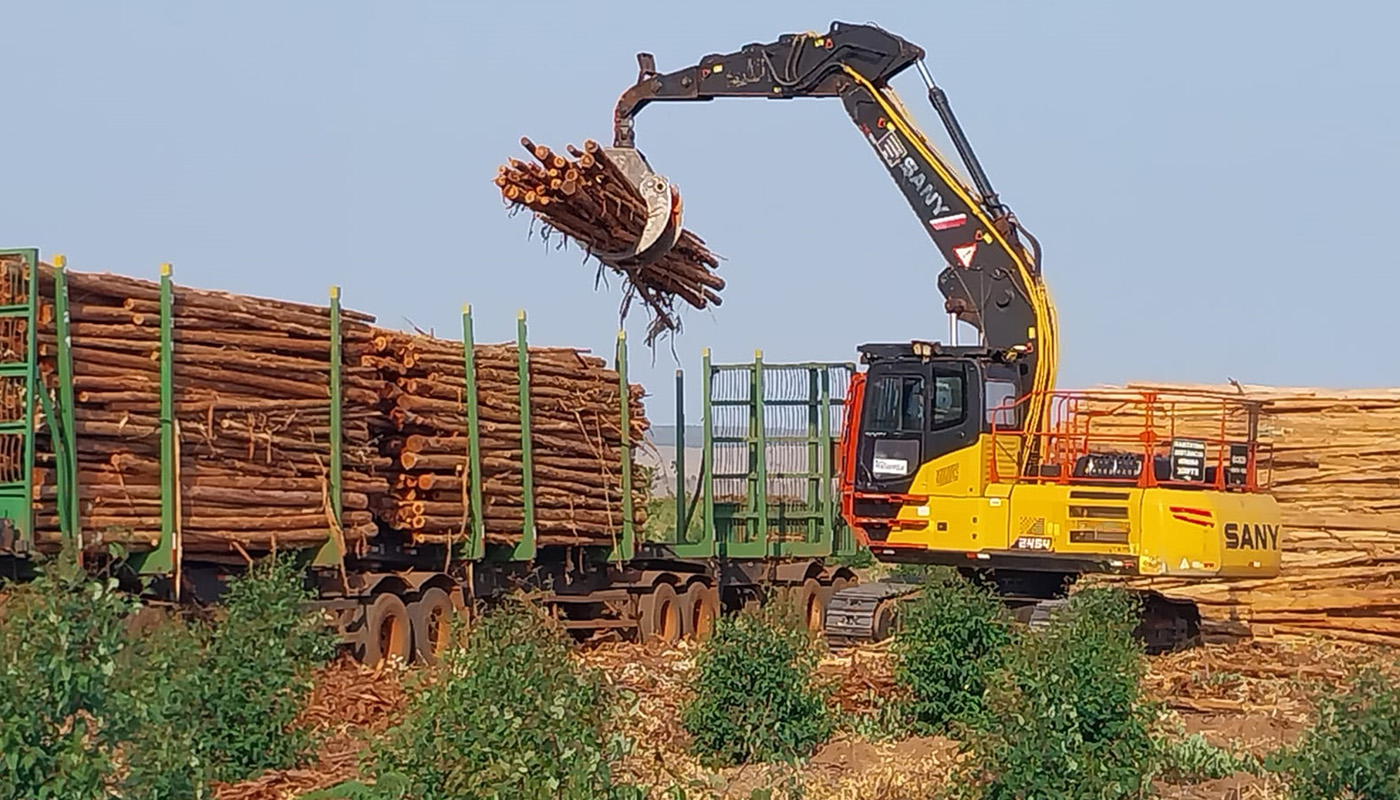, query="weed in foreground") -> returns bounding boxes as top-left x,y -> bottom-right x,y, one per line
1266,665 -> 1400,799
343,603 -> 642,800
892,570 -> 1012,735
956,587 -> 1158,800
683,603 -> 834,767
